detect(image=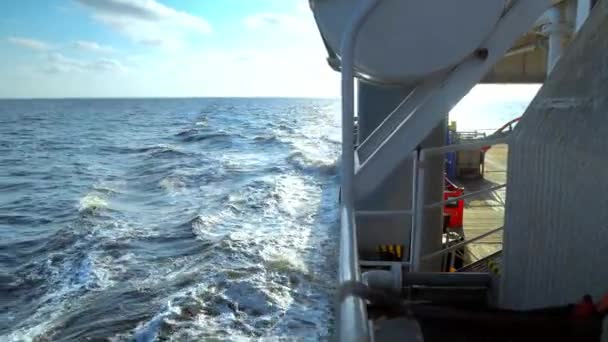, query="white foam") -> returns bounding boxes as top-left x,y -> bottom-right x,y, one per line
134,311 -> 167,342
159,176 -> 186,193
286,151 -> 338,175
78,192 -> 109,213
